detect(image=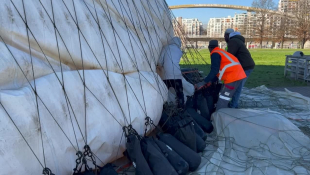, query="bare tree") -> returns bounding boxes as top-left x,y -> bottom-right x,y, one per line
291,0 -> 310,49
273,12 -> 291,49
252,0 -> 276,48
